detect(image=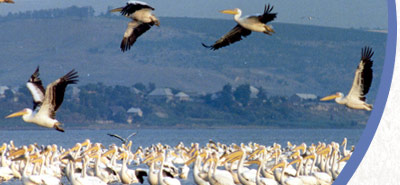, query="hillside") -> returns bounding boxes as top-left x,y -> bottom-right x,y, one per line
0,7 -> 387,100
